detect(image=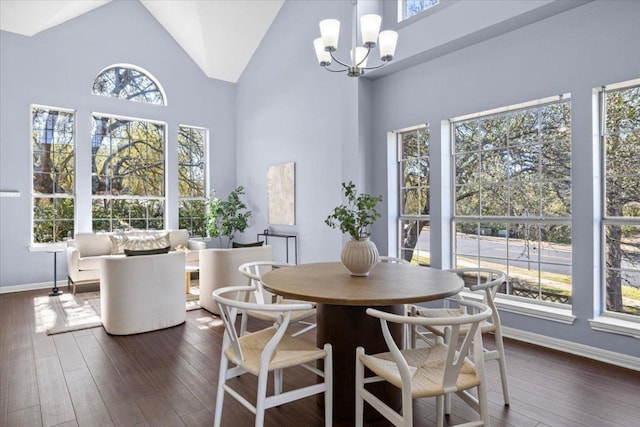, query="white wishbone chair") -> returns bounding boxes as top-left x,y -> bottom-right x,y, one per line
212,285 -> 332,427
356,299 -> 493,427
238,261 -> 316,337
411,267 -> 510,406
